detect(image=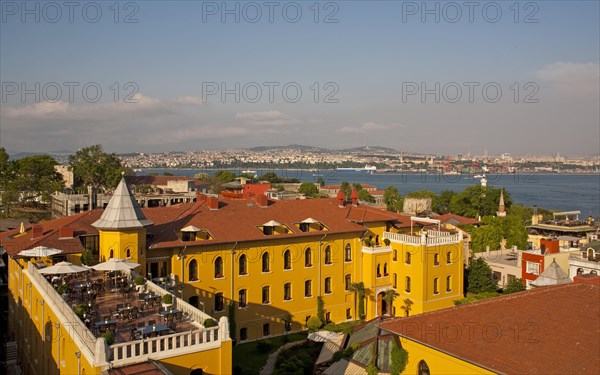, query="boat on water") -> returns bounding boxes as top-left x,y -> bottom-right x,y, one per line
241,170 -> 257,174
336,165 -> 377,172
473,174 -> 485,179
